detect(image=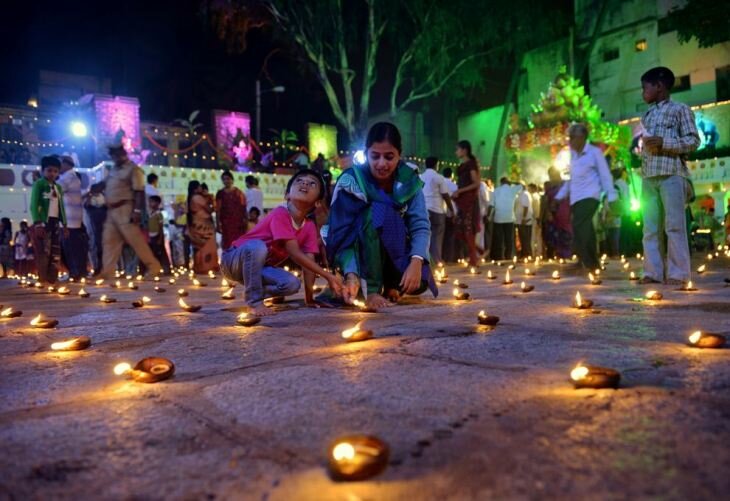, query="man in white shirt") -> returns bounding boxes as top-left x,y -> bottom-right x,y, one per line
514,181 -> 533,258
489,177 -> 523,260
528,183 -> 543,257
245,175 -> 264,213
556,123 -> 618,270
57,155 -> 88,280
420,157 -> 455,264
441,167 -> 458,262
